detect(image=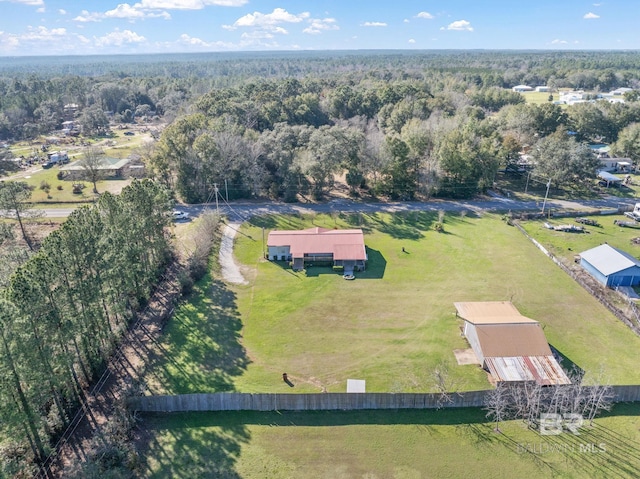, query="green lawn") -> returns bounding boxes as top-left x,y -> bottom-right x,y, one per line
138,404 -> 640,479
140,211 -> 640,478
21,166 -> 132,202
519,214 -> 640,263
145,212 -> 640,397
519,91 -> 555,104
